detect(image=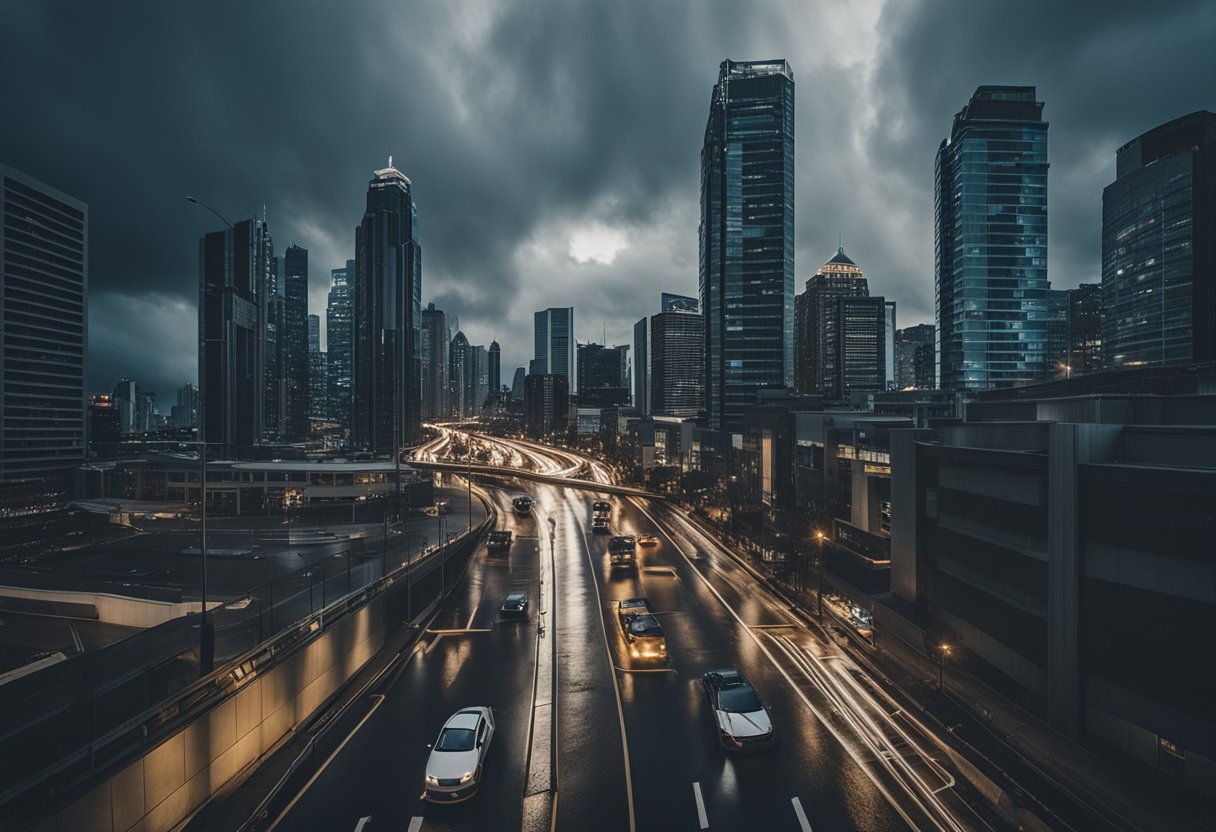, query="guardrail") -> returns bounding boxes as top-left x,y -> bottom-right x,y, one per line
411,459 -> 667,499
0,507 -> 493,828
